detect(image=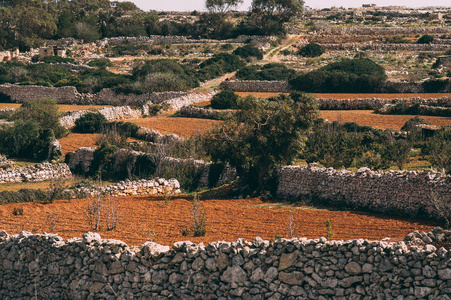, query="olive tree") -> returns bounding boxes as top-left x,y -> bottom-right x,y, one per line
204,92 -> 318,191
